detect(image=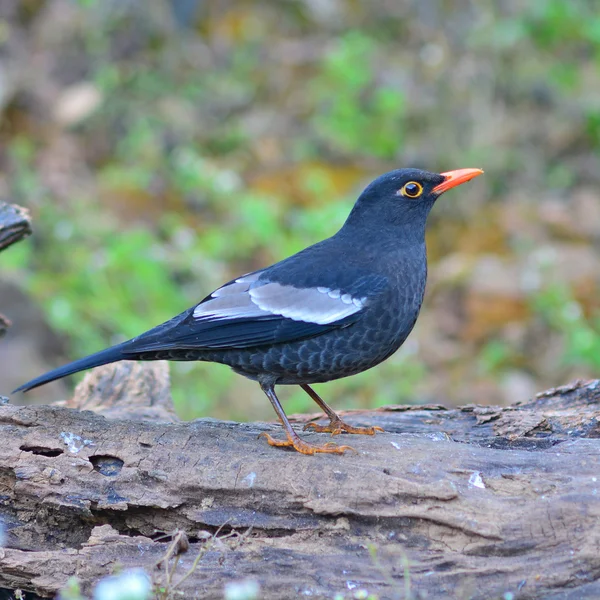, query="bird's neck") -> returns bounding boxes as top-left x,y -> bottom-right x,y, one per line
337,218 -> 427,253
329,223 -> 427,286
